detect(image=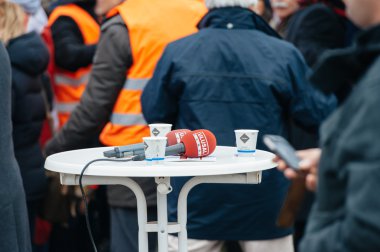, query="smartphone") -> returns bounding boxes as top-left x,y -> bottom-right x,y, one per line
263,135 -> 300,170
